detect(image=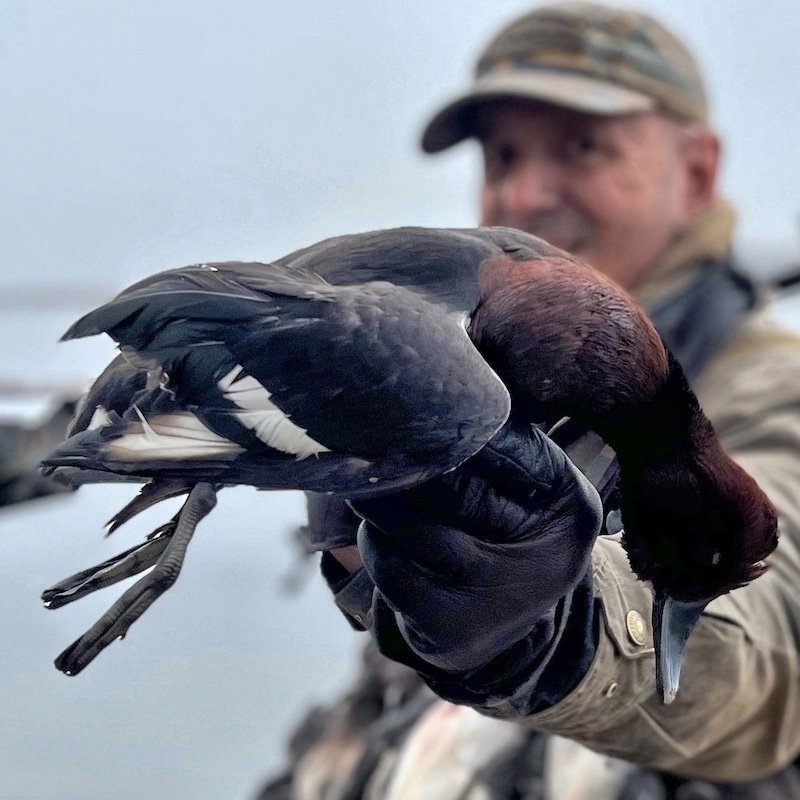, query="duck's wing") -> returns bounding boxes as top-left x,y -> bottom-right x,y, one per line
55,262 -> 511,495
269,226 -> 567,313
220,279 -> 510,461
61,261 -> 331,342
62,225 -> 550,346
271,228 -> 489,314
